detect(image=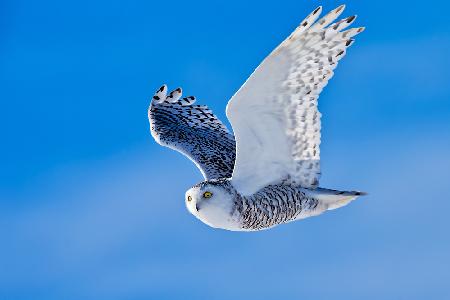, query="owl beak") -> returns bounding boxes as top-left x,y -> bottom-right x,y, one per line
195,203 -> 201,211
